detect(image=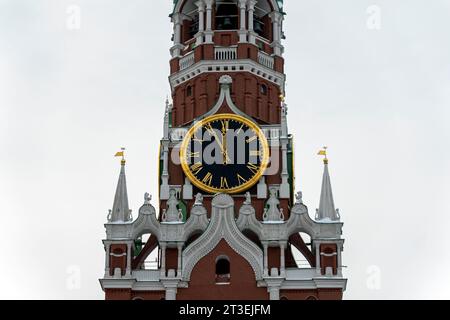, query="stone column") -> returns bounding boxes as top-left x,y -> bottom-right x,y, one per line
204,0 -> 214,43
105,243 -> 111,276
247,0 -> 257,44
170,13 -> 184,57
177,244 -> 183,277
268,286 -> 280,300
280,242 -> 286,276
165,286 -> 178,300
257,176 -> 268,199
315,244 -> 321,276
160,244 -> 167,277
126,242 -> 132,276
195,1 -> 205,46
279,137 -> 290,199
160,140 -> 170,200
337,242 -> 343,277
269,11 -> 283,56
263,242 -> 269,276
183,177 -> 193,200
279,102 -> 289,199
238,0 -> 247,43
